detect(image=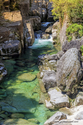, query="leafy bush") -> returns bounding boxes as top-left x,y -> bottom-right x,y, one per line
66,23 -> 83,42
